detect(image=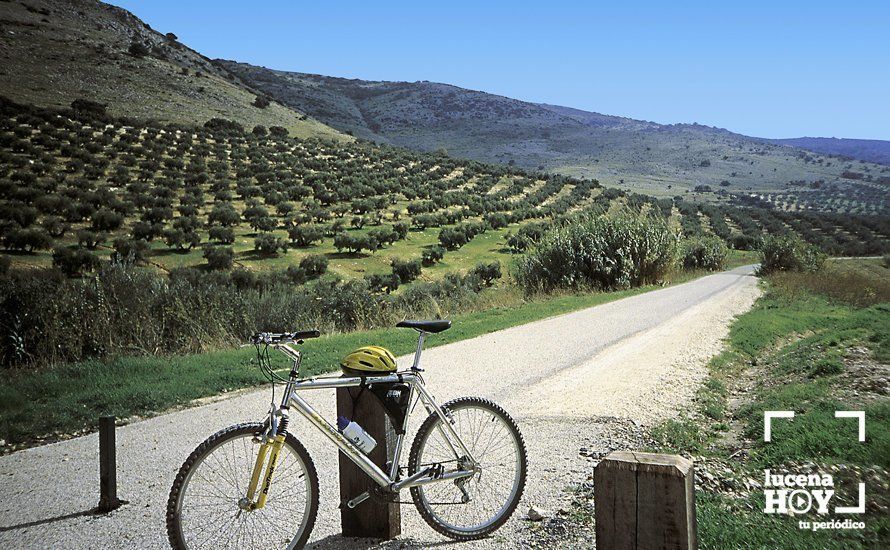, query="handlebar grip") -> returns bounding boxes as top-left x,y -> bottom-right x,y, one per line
292,329 -> 321,341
